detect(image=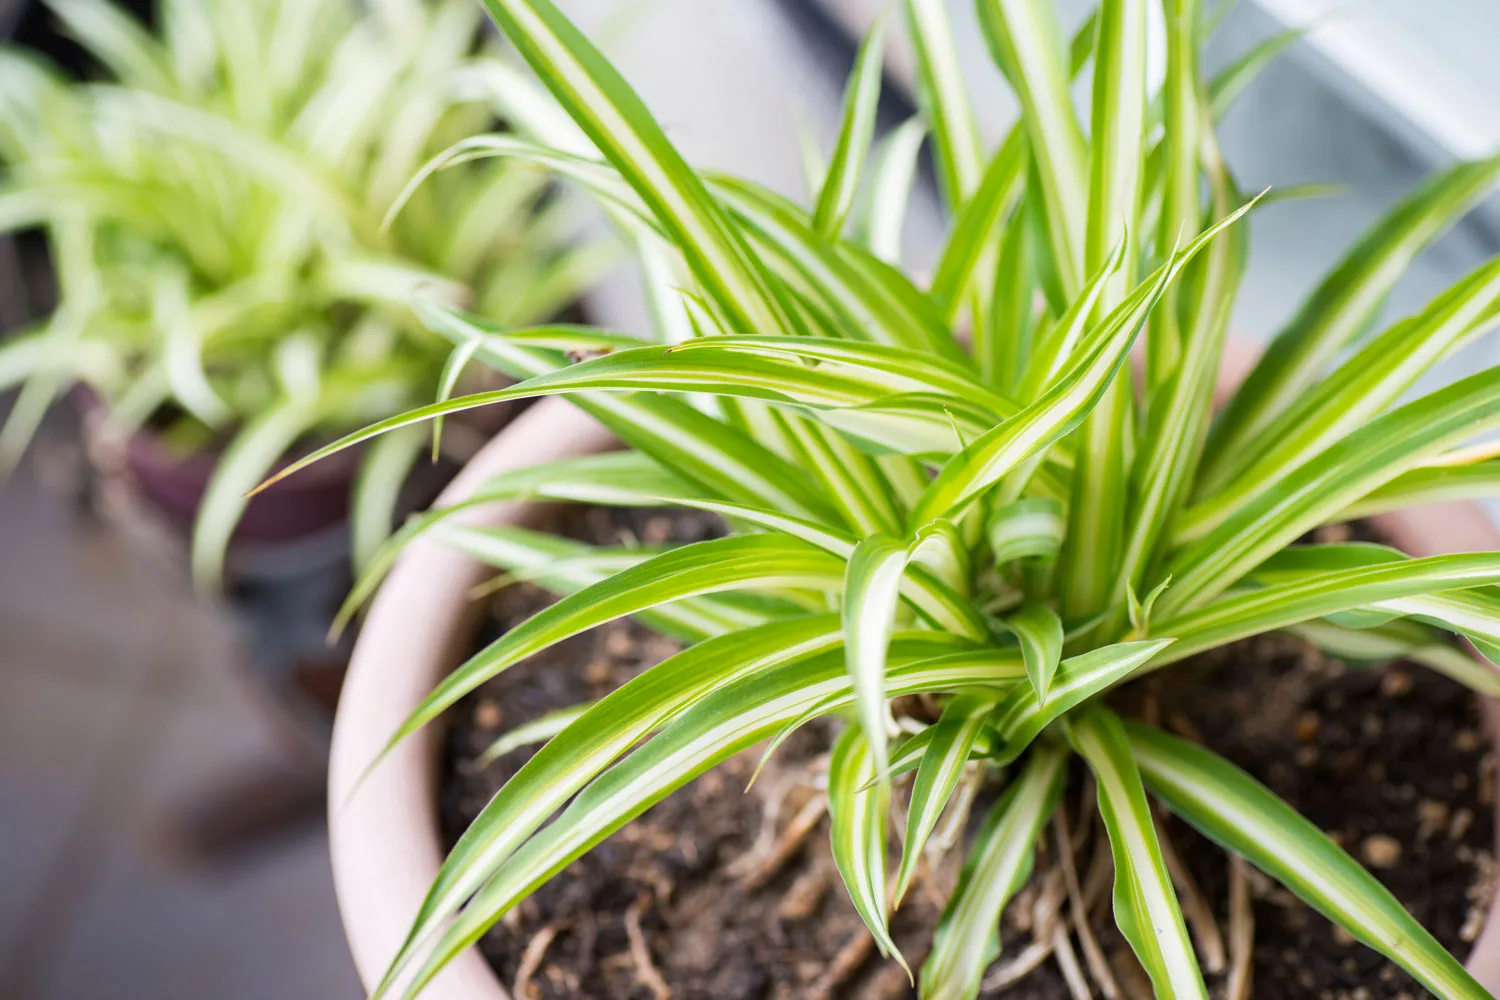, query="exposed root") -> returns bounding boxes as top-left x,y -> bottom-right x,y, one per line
625,893 -> 671,1000
1105,942 -> 1154,1000
735,792 -> 827,891
776,858 -> 833,921
1034,867 -> 1068,936
625,864 -> 675,909
933,765 -> 984,854
1165,711 -> 1207,746
1052,923 -> 1094,1000
727,770 -> 801,874
981,867 -> 1069,993
1225,855 -> 1255,1000
1081,837 -> 1114,917
980,936 -> 1056,993
512,921 -> 566,1000
918,765 -> 985,906
1071,777 -> 1097,853
1053,812 -> 1120,999
1141,690 -> 1161,729
810,926 -> 876,999
1155,817 -> 1226,974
